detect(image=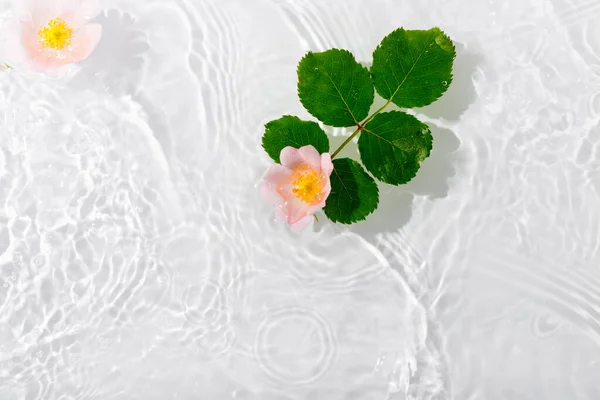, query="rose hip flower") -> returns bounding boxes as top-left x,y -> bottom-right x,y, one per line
1,0 -> 102,72
260,145 -> 334,231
